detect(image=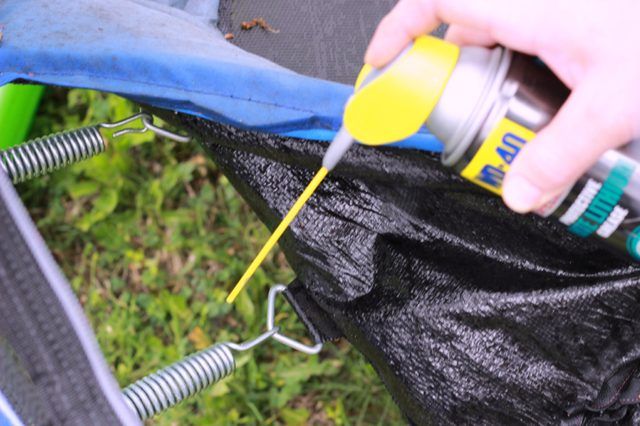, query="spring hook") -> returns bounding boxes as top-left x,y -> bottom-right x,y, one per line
0,112 -> 191,184
265,284 -> 323,355
122,284 -> 323,421
98,112 -> 191,143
